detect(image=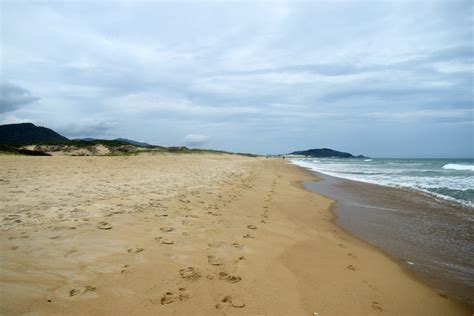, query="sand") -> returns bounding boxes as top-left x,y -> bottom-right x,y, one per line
0,154 -> 469,315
